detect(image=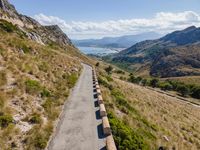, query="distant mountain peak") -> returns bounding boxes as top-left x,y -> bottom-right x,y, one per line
183,26 -> 197,31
